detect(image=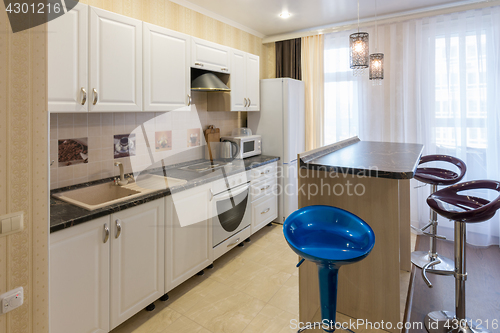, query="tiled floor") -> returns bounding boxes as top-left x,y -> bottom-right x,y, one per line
111,224 -> 416,333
